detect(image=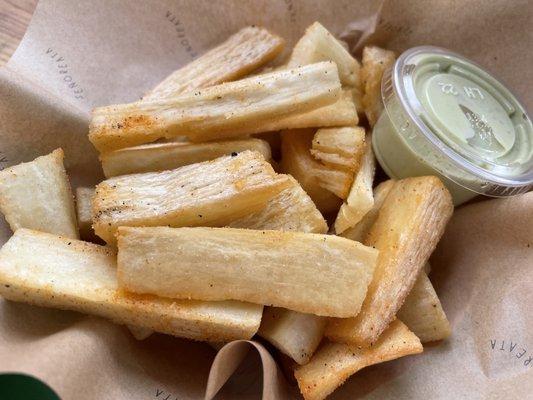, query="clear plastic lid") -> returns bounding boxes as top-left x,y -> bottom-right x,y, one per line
381,46 -> 533,197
